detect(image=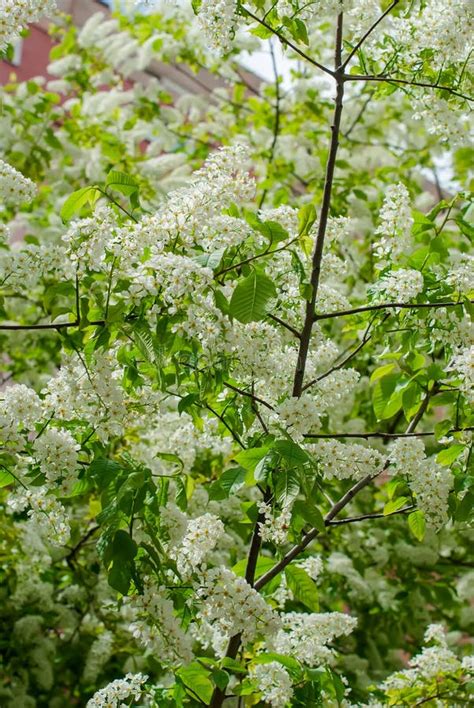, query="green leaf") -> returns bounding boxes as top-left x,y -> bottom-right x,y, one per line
0,468 -> 14,488
274,468 -> 300,506
252,652 -> 302,678
383,496 -> 409,515
370,363 -> 397,383
156,452 -> 184,471
234,447 -> 270,471
436,444 -> 465,466
408,510 -> 426,541
177,663 -> 213,705
285,565 -> 319,611
233,555 -> 275,578
254,452 -> 276,483
455,491 -> 473,522
229,270 -> 276,323
60,186 -> 101,222
105,170 -> 138,196
292,500 -> 326,534
298,203 -> 317,236
218,466 -> 246,494
273,439 -> 309,466
112,529 -> 138,560
108,560 -> 133,595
